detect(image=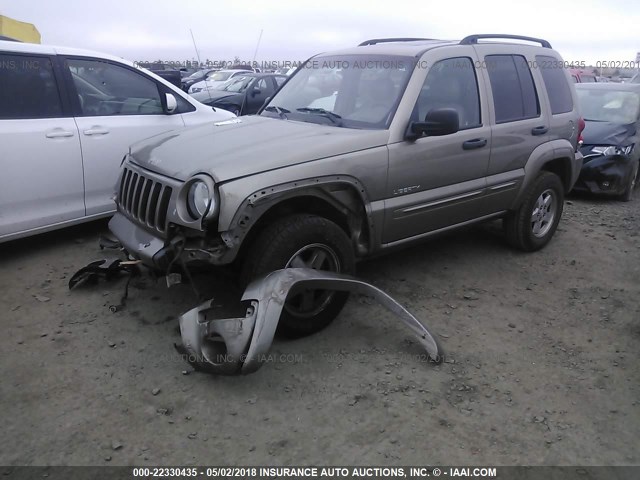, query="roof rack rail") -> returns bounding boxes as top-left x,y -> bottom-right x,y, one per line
460,34 -> 552,49
358,38 -> 434,46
